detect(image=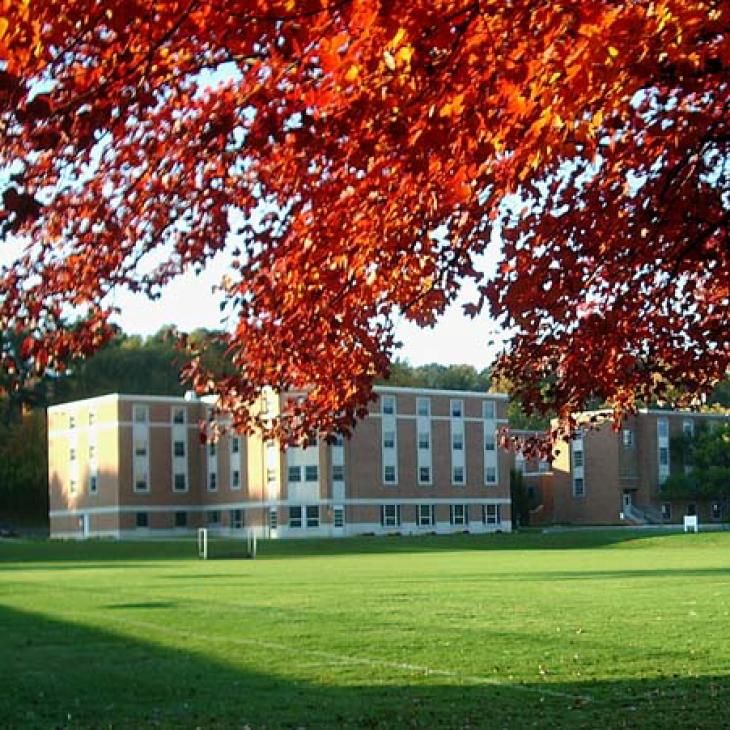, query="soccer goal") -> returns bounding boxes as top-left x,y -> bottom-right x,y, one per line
197,528 -> 258,560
